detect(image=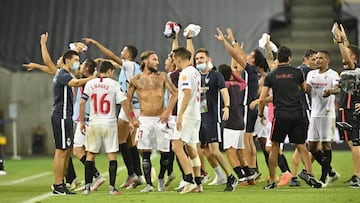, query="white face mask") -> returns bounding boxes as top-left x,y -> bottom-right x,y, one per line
71,61 -> 80,71
196,63 -> 207,71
